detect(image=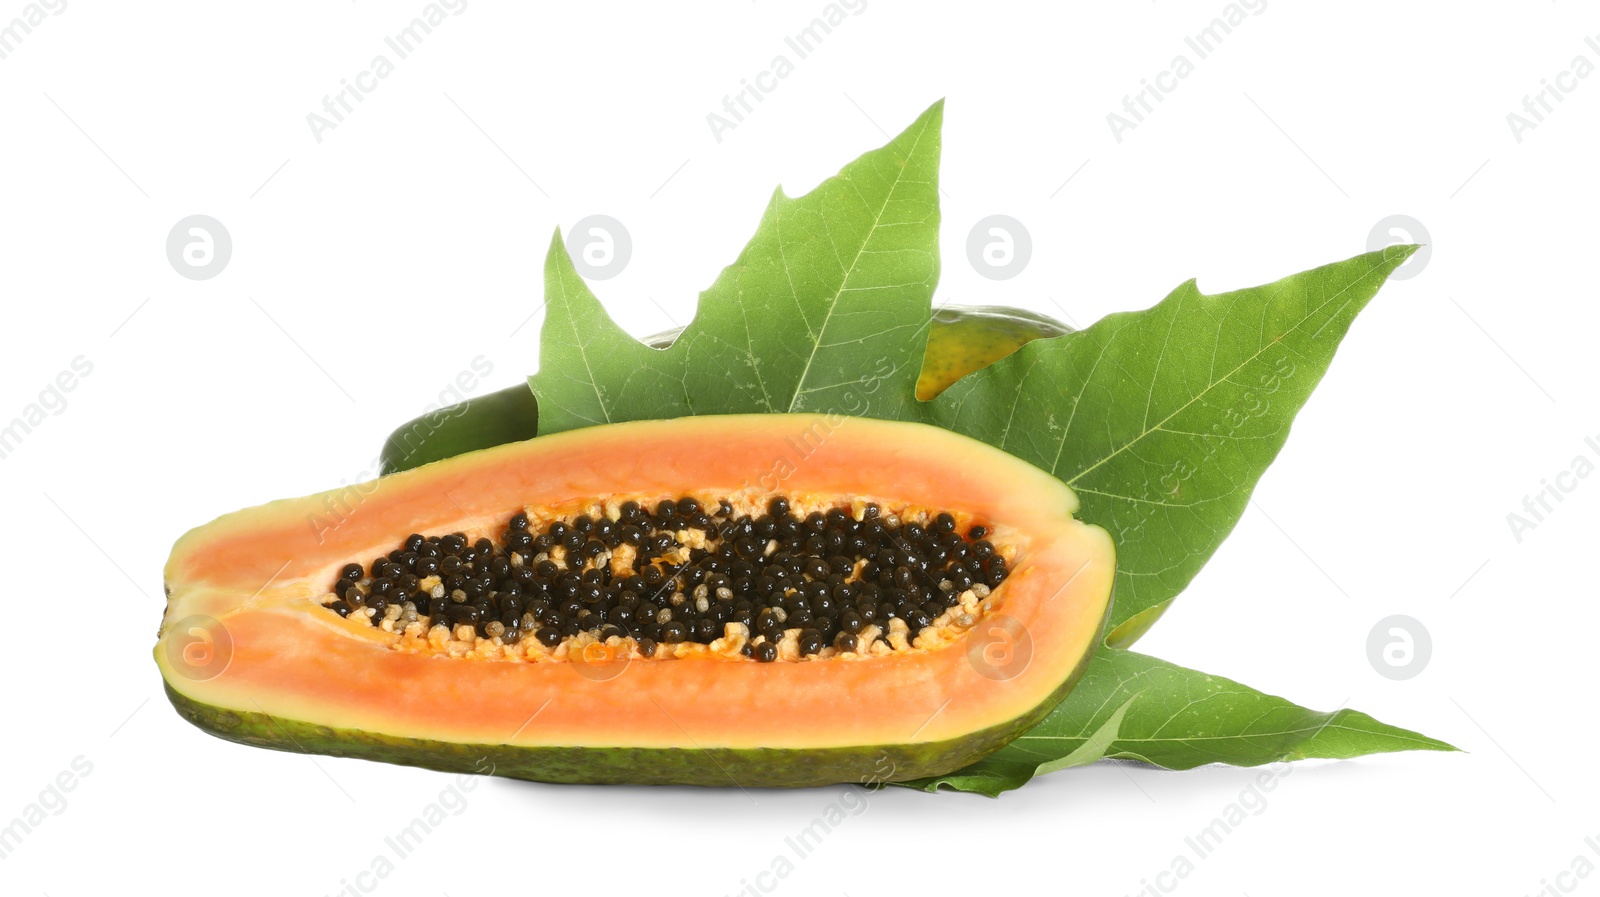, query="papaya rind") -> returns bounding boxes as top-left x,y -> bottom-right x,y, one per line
163,614 -> 1101,789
